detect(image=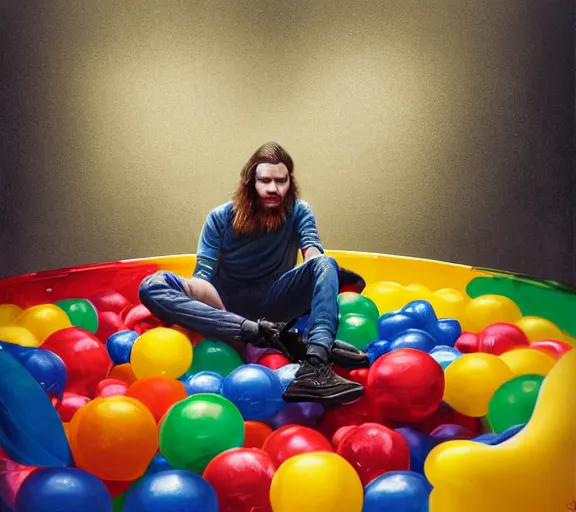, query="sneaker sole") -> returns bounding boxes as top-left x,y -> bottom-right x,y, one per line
282,387 -> 364,408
